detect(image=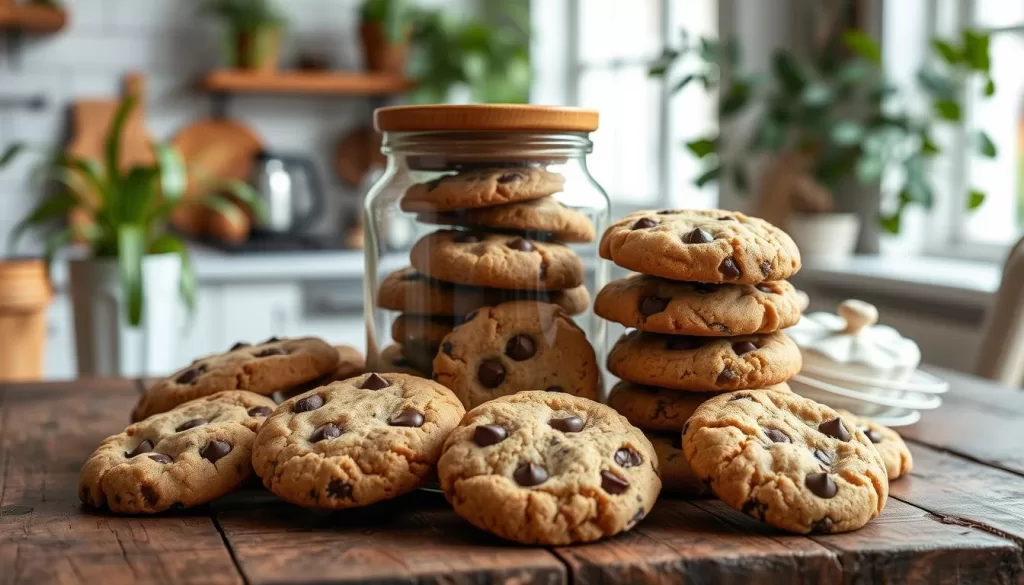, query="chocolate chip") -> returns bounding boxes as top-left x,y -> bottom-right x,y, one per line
175,418 -> 207,432
310,423 -> 343,442
632,217 -> 657,229
718,215 -> 735,221
864,428 -> 883,443
639,296 -> 669,317
810,517 -> 834,533
813,449 -> 834,467
125,439 -> 154,458
454,232 -> 481,243
760,260 -> 771,275
665,337 -> 702,351
505,335 -> 536,361
601,471 -> 629,494
819,418 -> 851,441
247,406 -> 272,417
716,367 -> 738,384
729,394 -> 754,402
733,341 -> 758,355
264,336 -> 280,343
255,347 -> 286,358
693,283 -> 720,294
629,507 -> 646,525
497,172 -> 522,183
657,209 -> 681,214
294,394 -> 324,412
742,499 -> 768,520
514,462 -> 548,486
175,366 -> 205,385
719,257 -> 741,279
362,373 -> 391,390
755,283 -> 776,294
200,441 -> 232,464
507,237 -> 534,252
615,447 -> 642,468
549,416 -> 584,433
765,428 -> 791,443
682,228 -> 713,244
389,408 -> 425,427
539,262 -> 548,281
545,386 -> 563,393
477,359 -> 506,388
442,342 -> 453,356
141,485 -> 159,507
327,479 -> 353,500
230,342 -> 250,351
149,453 -> 173,464
473,424 -> 508,447
805,473 -> 838,498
